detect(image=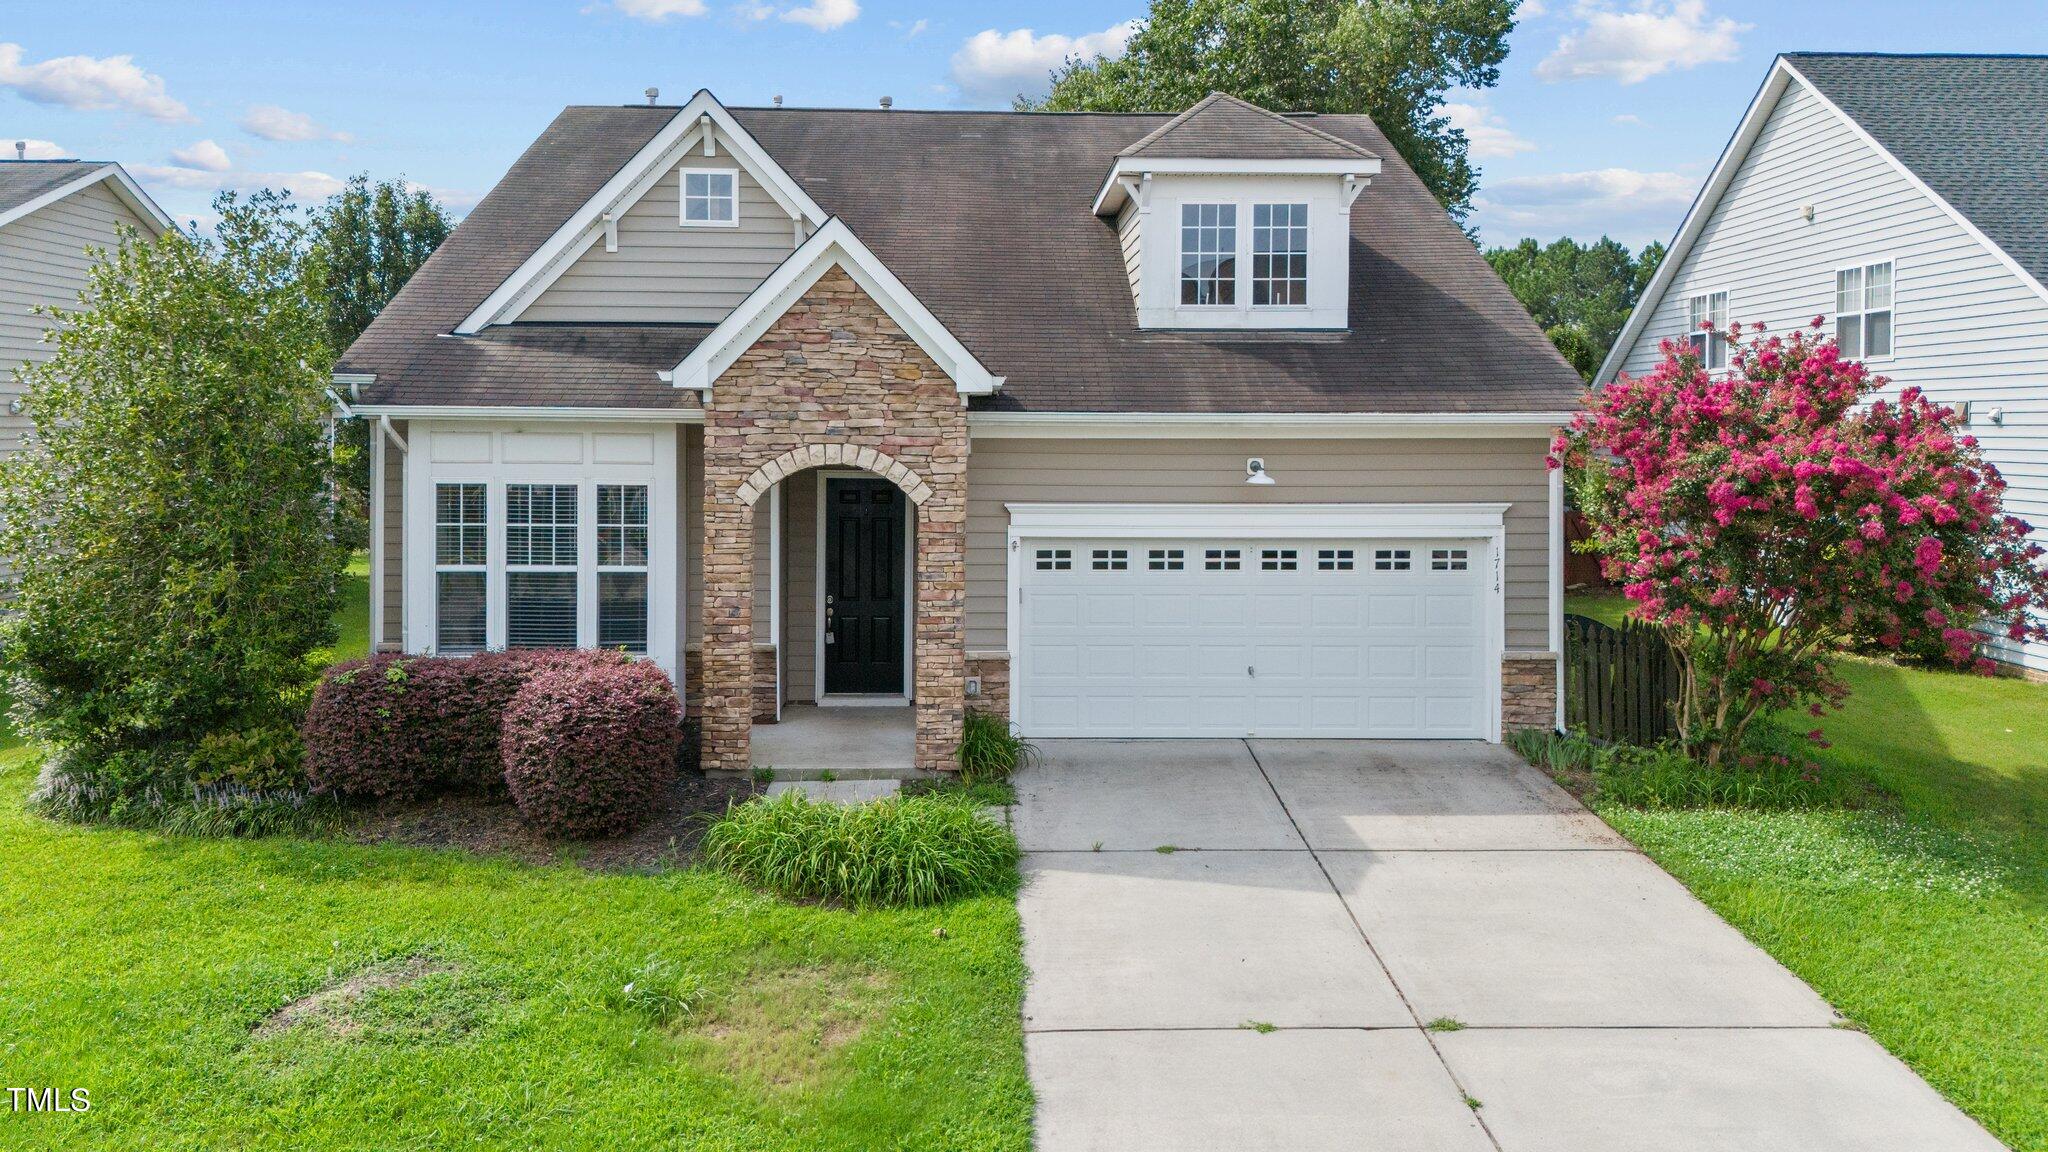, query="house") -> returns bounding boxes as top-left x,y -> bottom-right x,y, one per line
339,91 -> 1581,773
1,155 -> 173,452
1600,53 -> 2048,679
